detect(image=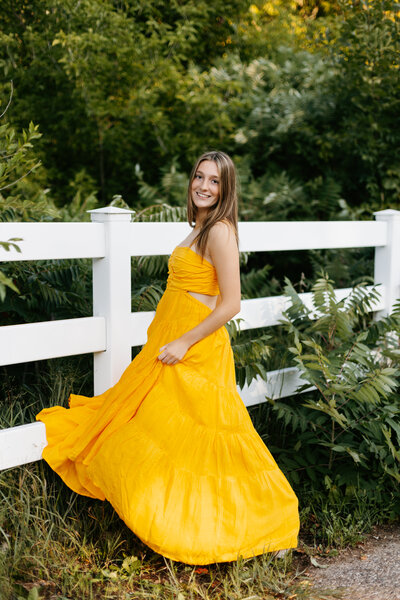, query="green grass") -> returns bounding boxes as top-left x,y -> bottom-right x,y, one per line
301,500 -> 375,551
1,460 -> 390,600
1,359 -> 397,600
0,464 -> 318,600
